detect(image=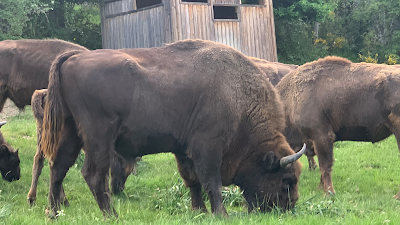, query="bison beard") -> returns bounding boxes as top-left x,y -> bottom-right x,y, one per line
27,89 -> 138,207
277,56 -> 400,197
41,40 -> 305,218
